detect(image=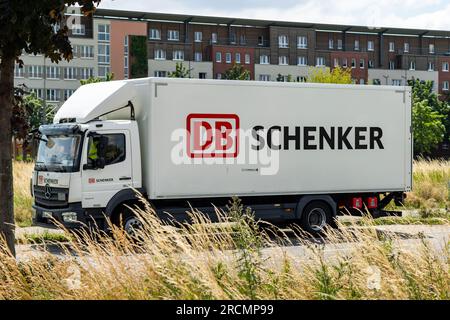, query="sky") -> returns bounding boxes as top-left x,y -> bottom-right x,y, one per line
98,0 -> 450,31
